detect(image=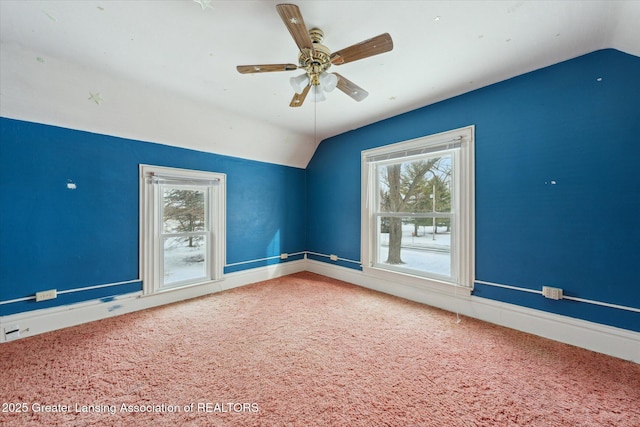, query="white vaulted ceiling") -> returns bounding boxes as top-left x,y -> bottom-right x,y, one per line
1,1 -> 639,168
